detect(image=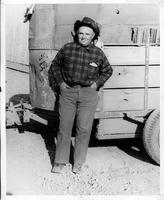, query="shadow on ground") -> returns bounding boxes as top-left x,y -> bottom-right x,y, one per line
6,108 -> 158,168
